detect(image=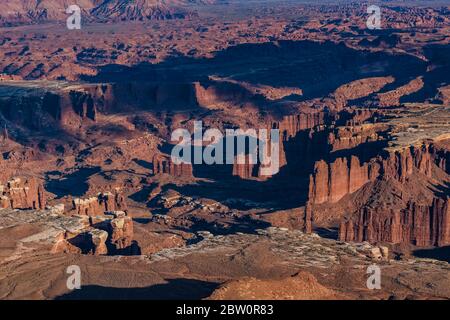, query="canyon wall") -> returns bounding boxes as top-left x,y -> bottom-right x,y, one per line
339,198 -> 450,247
308,156 -> 379,205
306,142 -> 450,247
308,144 -> 436,205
